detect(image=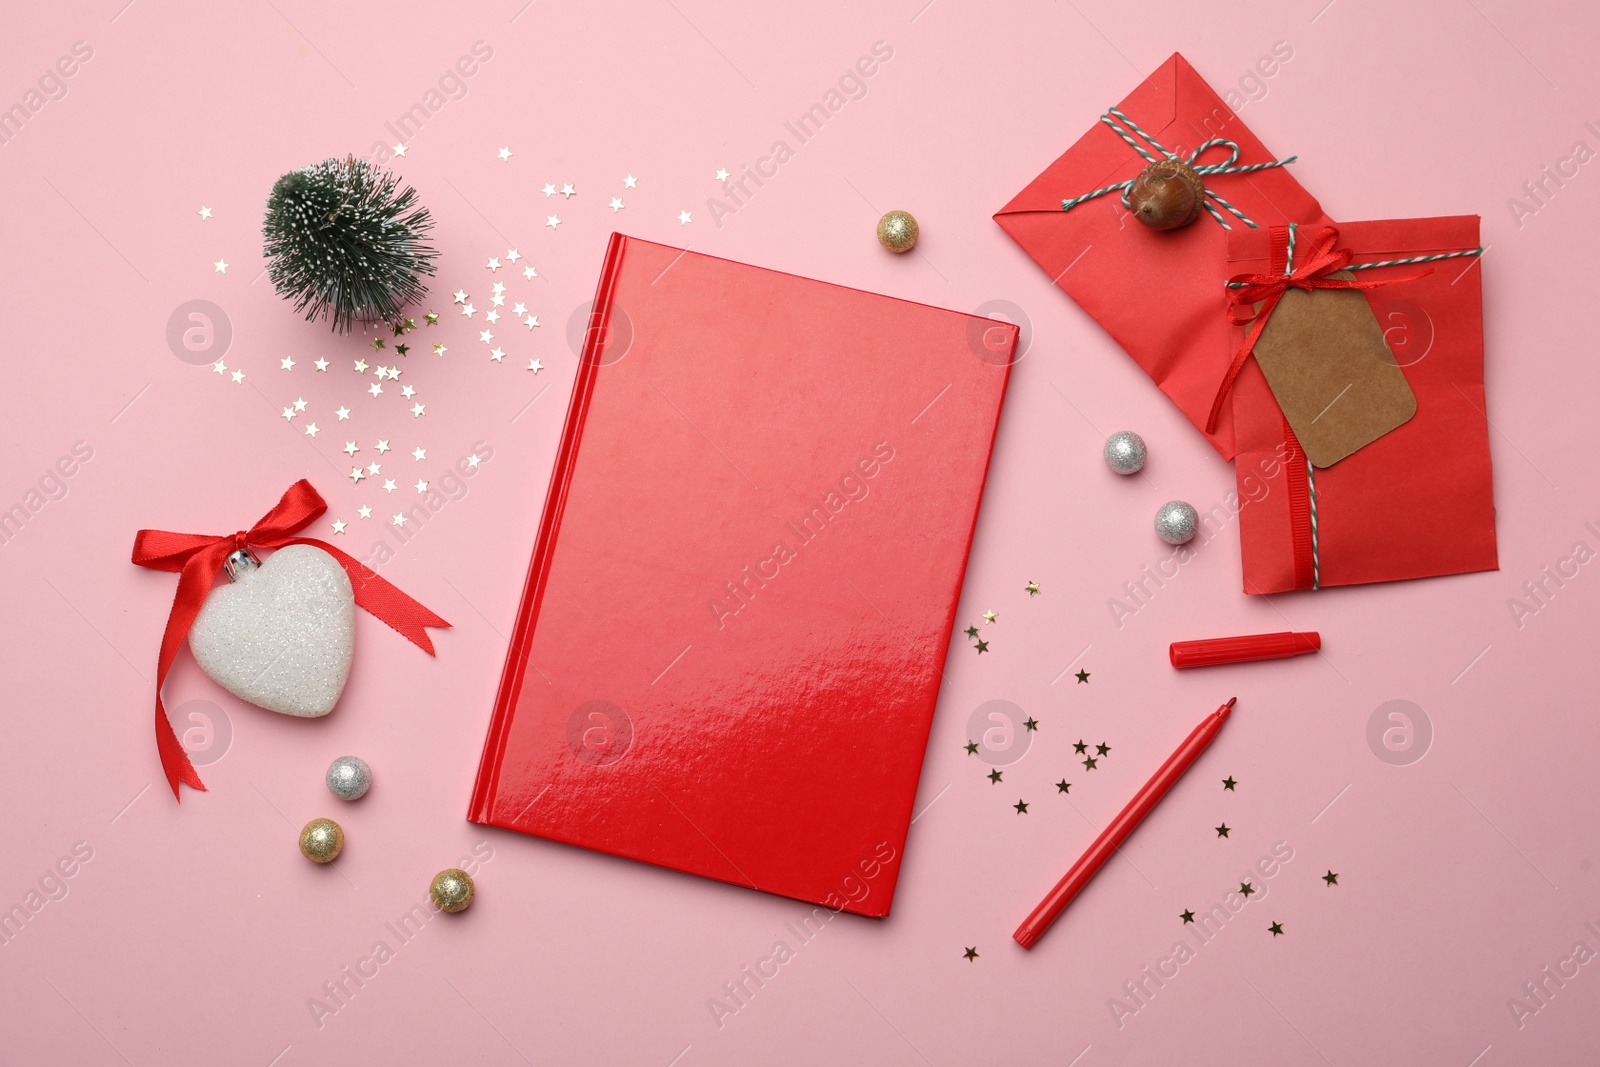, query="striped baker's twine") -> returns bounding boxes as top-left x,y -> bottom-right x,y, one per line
1060,107 -> 1296,230
1226,223 -> 1483,288
1306,460 -> 1320,590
